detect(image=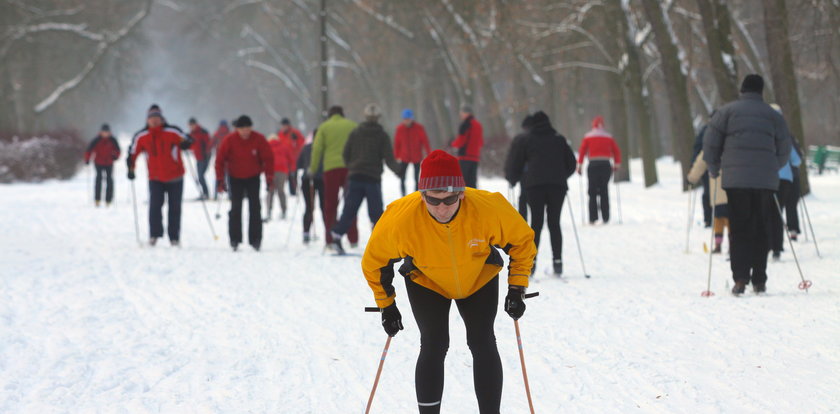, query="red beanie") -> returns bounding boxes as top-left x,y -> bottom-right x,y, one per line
419,150 -> 466,192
